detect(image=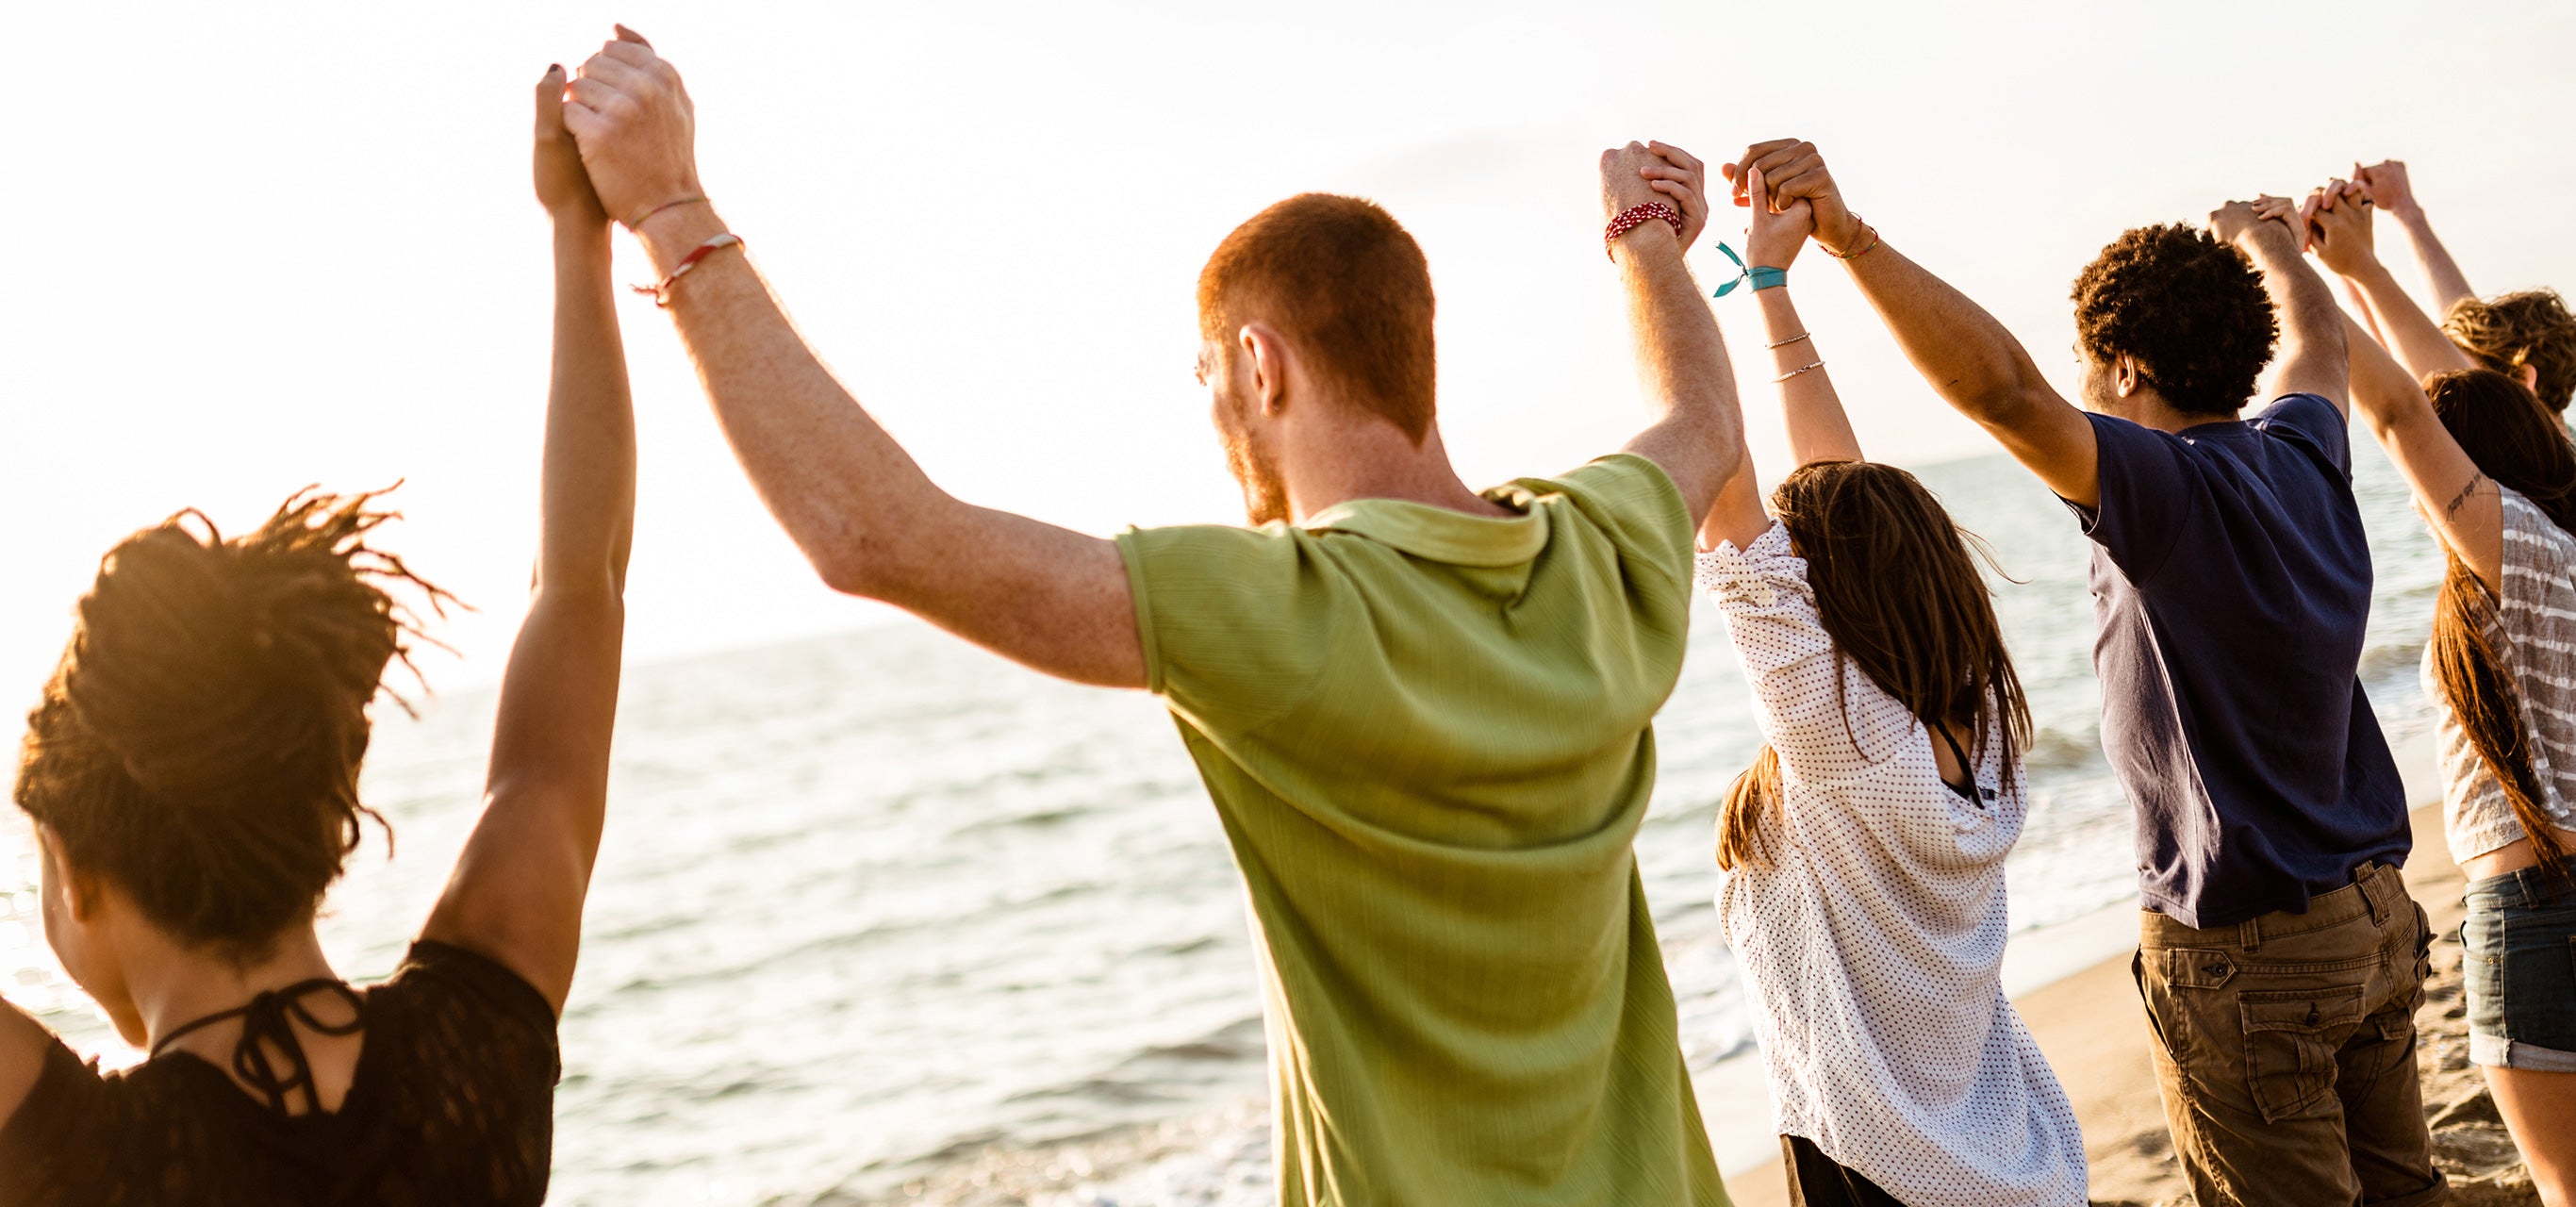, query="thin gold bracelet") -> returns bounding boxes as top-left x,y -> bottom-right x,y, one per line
1824,221 -> 1881,261
1765,332 -> 1813,349
1774,360 -> 1826,383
